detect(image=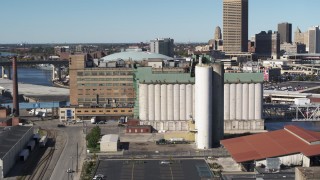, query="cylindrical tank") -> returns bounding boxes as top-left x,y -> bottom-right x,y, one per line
154,84 -> 161,120
236,83 -> 242,120
212,63 -> 224,146
179,84 -> 186,120
254,83 -> 262,120
160,84 -> 167,121
173,84 -> 180,121
242,83 -> 249,120
229,83 -> 236,120
192,84 -> 195,119
186,84 -> 193,120
248,83 -> 255,120
148,84 -> 155,121
195,65 -> 212,149
139,84 -> 148,120
224,84 -> 230,120
167,84 -> 174,120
